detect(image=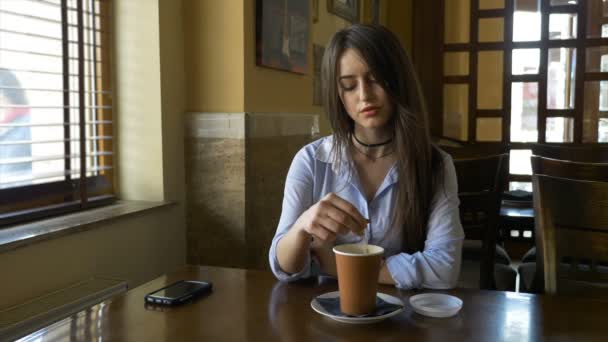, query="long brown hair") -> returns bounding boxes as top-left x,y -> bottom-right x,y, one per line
321,24 -> 444,253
